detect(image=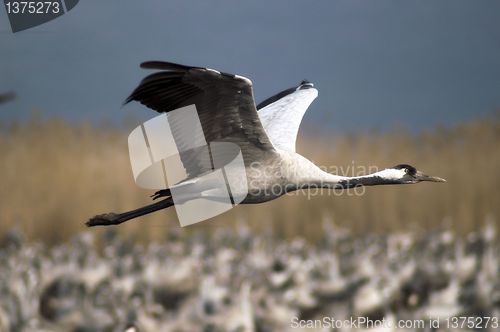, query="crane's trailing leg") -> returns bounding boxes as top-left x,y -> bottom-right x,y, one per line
86,197 -> 174,227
